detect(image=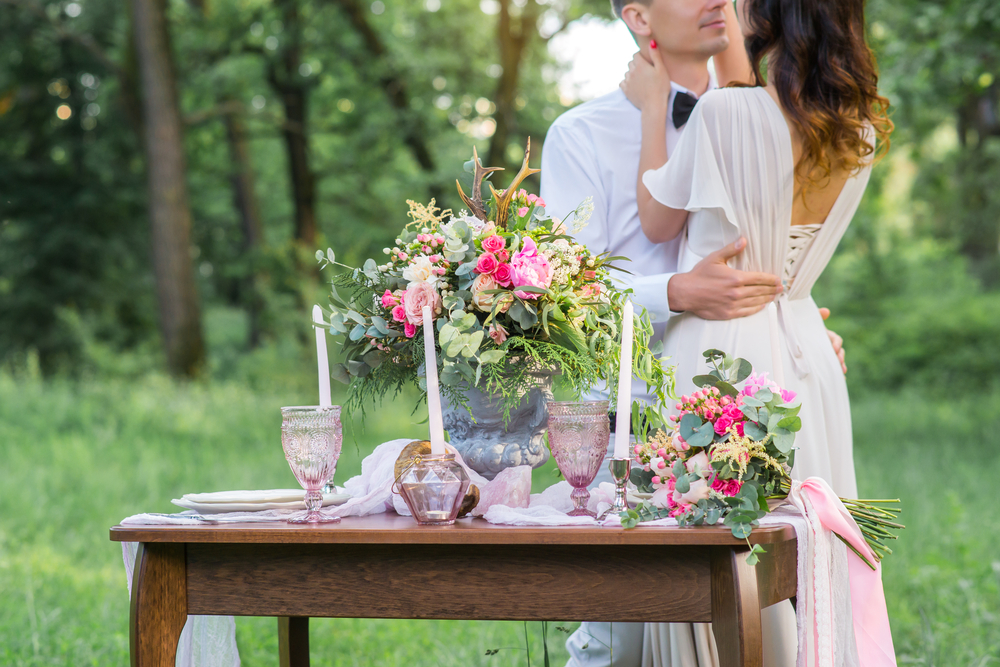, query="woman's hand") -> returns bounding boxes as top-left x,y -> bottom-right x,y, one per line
620,47 -> 672,114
